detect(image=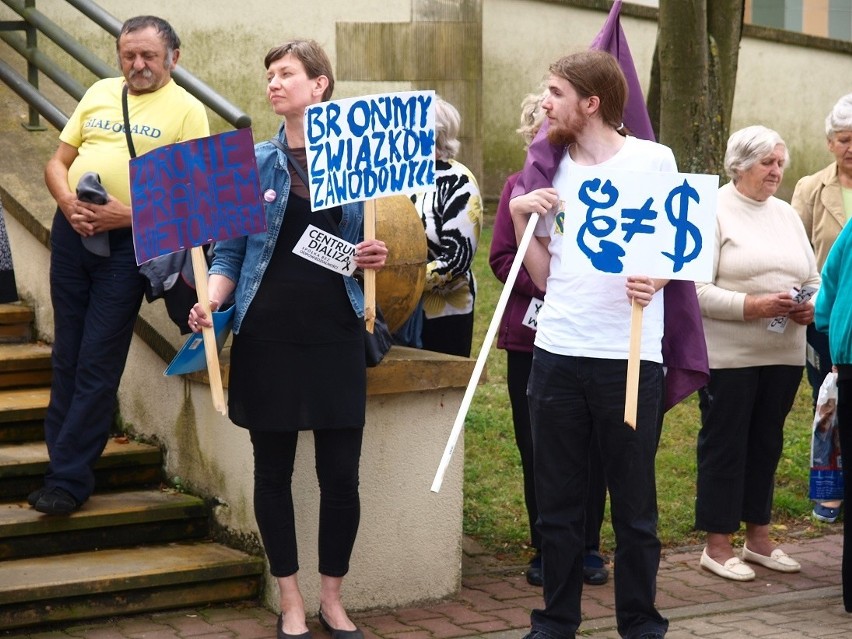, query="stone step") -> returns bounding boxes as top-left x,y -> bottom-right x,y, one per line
0,304 -> 34,343
0,488 -> 209,560
0,438 -> 163,501
0,386 -> 49,424
0,386 -> 49,443
0,342 -> 52,388
0,541 -> 264,630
